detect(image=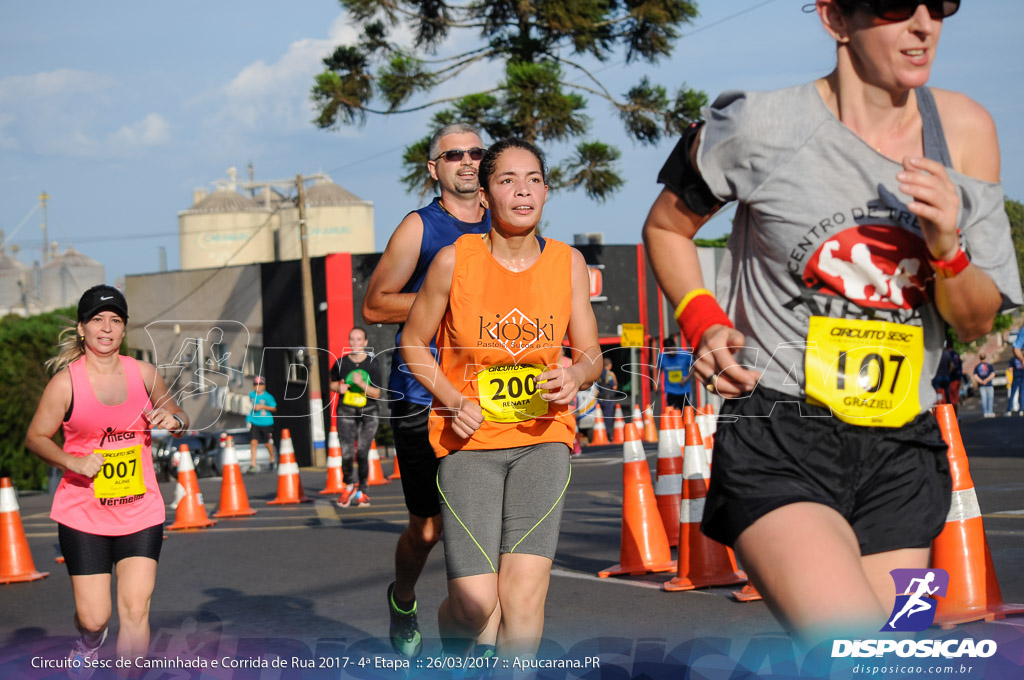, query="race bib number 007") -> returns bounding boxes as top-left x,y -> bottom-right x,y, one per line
804,316 -> 923,428
93,445 -> 146,499
478,364 -> 550,423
